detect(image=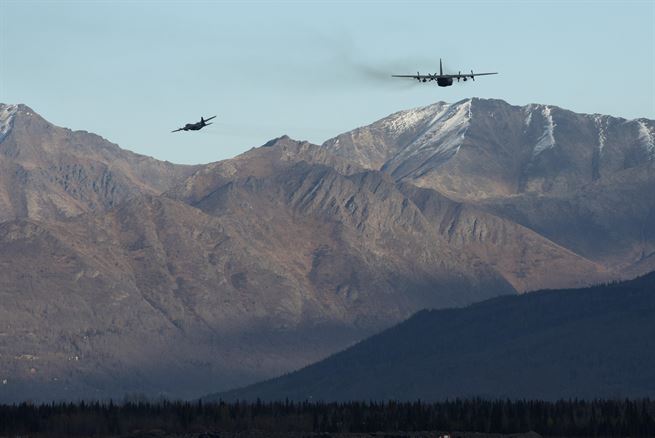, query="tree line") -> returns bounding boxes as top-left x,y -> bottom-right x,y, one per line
0,398 -> 653,437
